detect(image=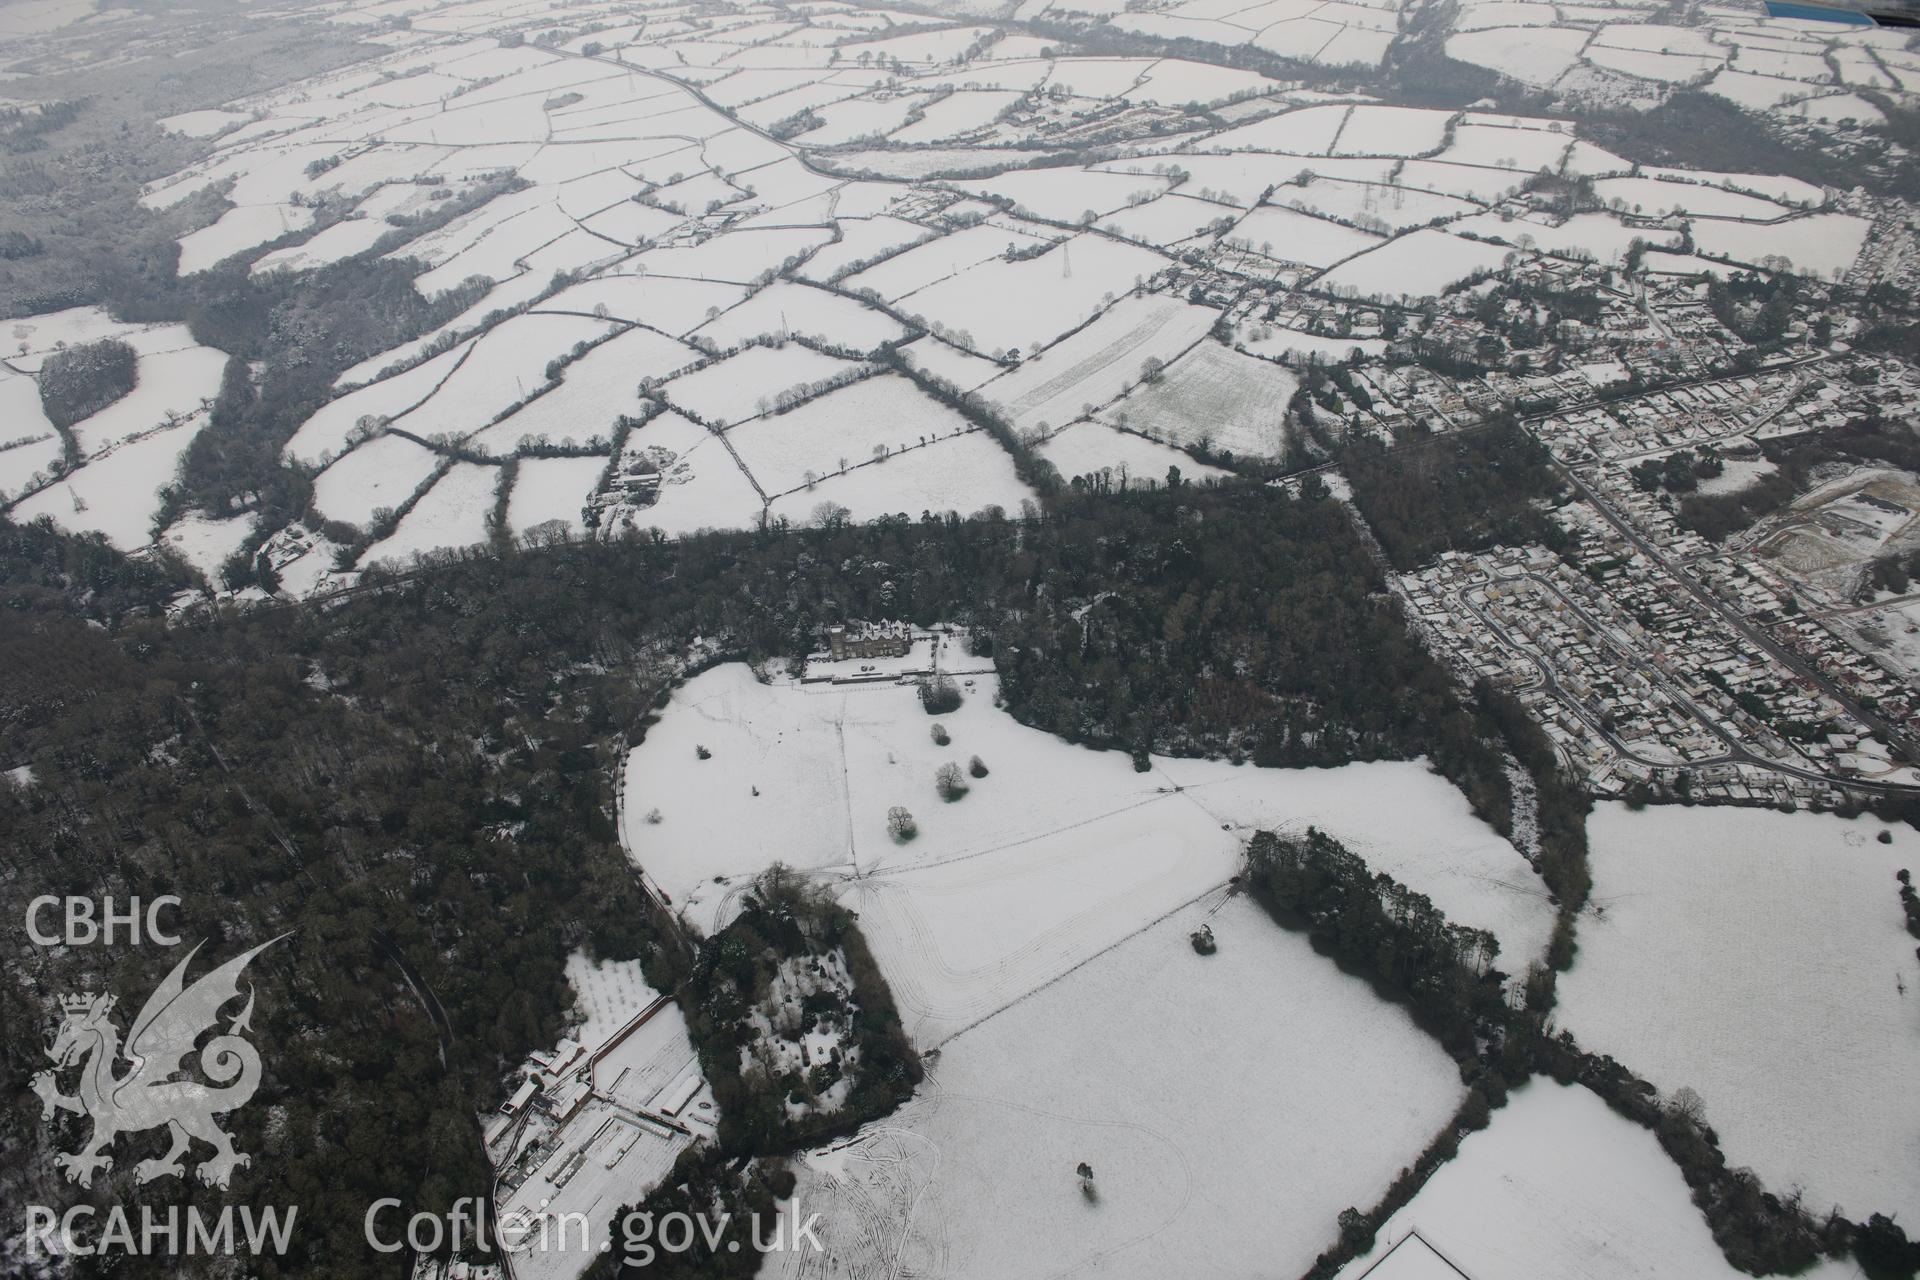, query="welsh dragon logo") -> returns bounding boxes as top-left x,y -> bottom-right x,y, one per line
31,936 -> 287,1191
